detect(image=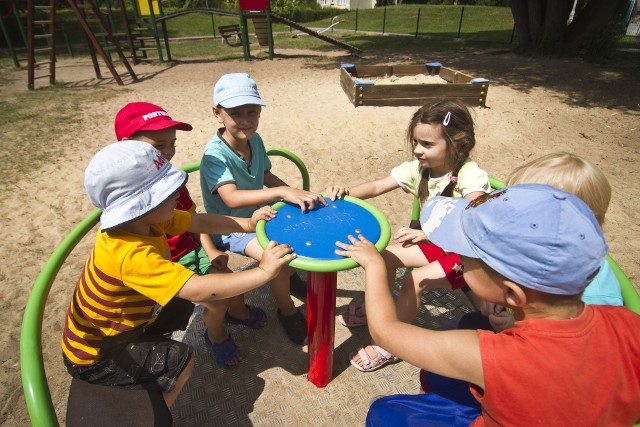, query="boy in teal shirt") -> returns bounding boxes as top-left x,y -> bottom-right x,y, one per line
200,73 -> 326,345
